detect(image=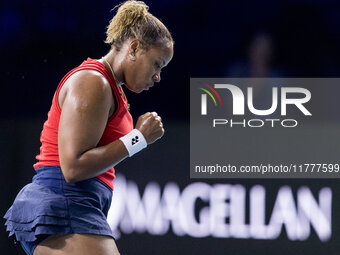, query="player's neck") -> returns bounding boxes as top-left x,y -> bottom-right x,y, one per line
103,49 -> 125,86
